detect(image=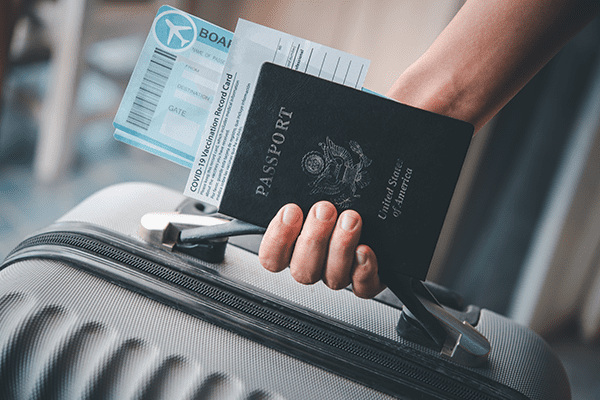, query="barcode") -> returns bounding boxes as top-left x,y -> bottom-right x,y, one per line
126,48 -> 176,131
